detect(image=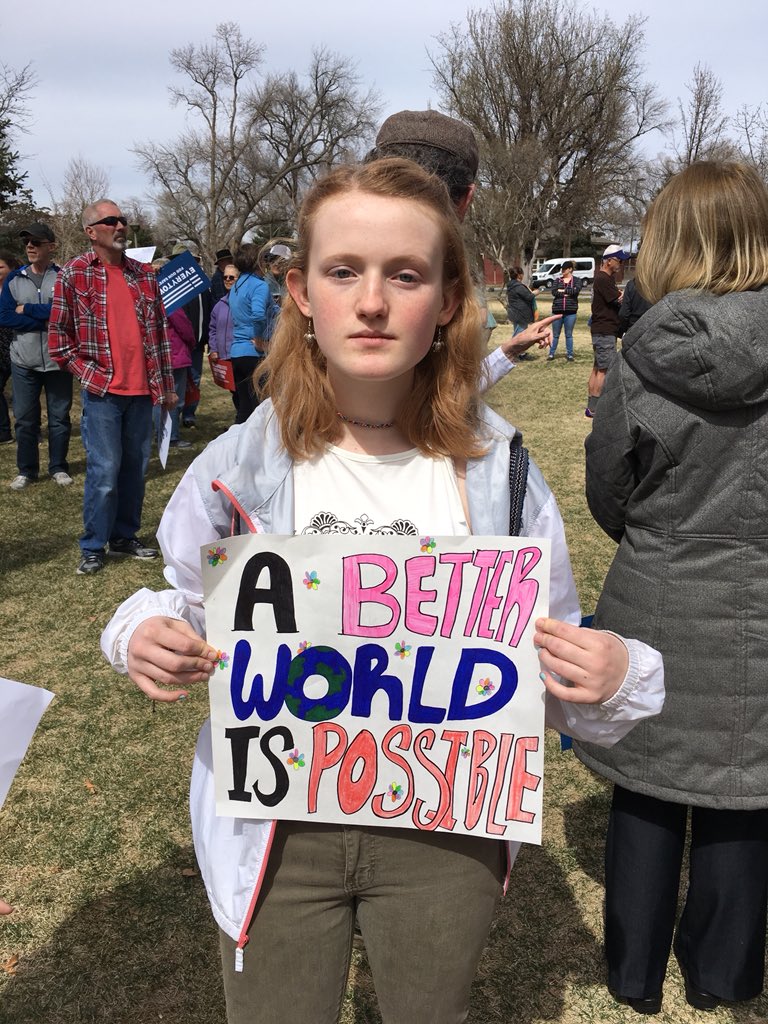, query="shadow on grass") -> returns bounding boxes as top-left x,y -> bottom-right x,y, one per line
0,842 -> 604,1024
563,790 -> 610,886
0,531 -> 77,574
467,843 -> 605,1022
0,854 -> 225,1024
